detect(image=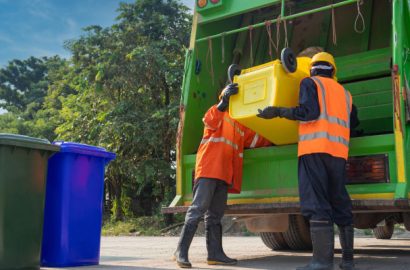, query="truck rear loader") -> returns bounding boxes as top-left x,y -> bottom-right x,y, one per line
163,0 -> 410,250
